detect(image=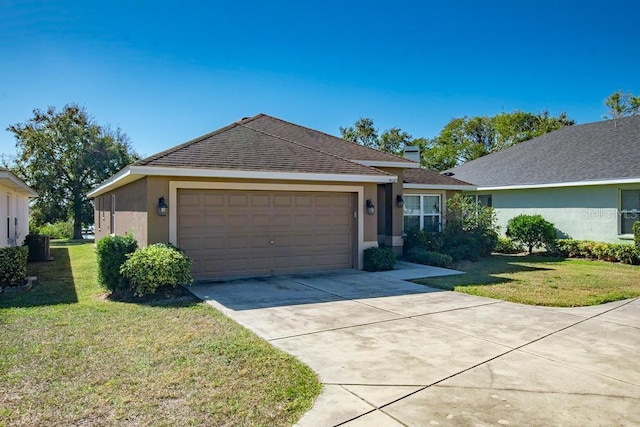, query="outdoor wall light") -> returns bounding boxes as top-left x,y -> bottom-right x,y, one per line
396,195 -> 404,208
157,196 -> 168,217
366,199 -> 376,215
